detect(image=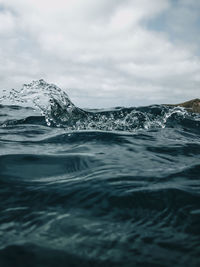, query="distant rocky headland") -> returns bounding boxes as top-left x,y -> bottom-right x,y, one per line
165,98 -> 200,113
